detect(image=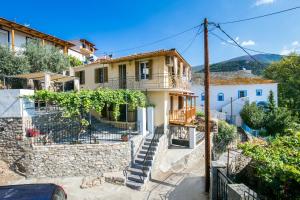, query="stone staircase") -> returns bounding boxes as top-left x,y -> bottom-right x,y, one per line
125,134 -> 160,190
